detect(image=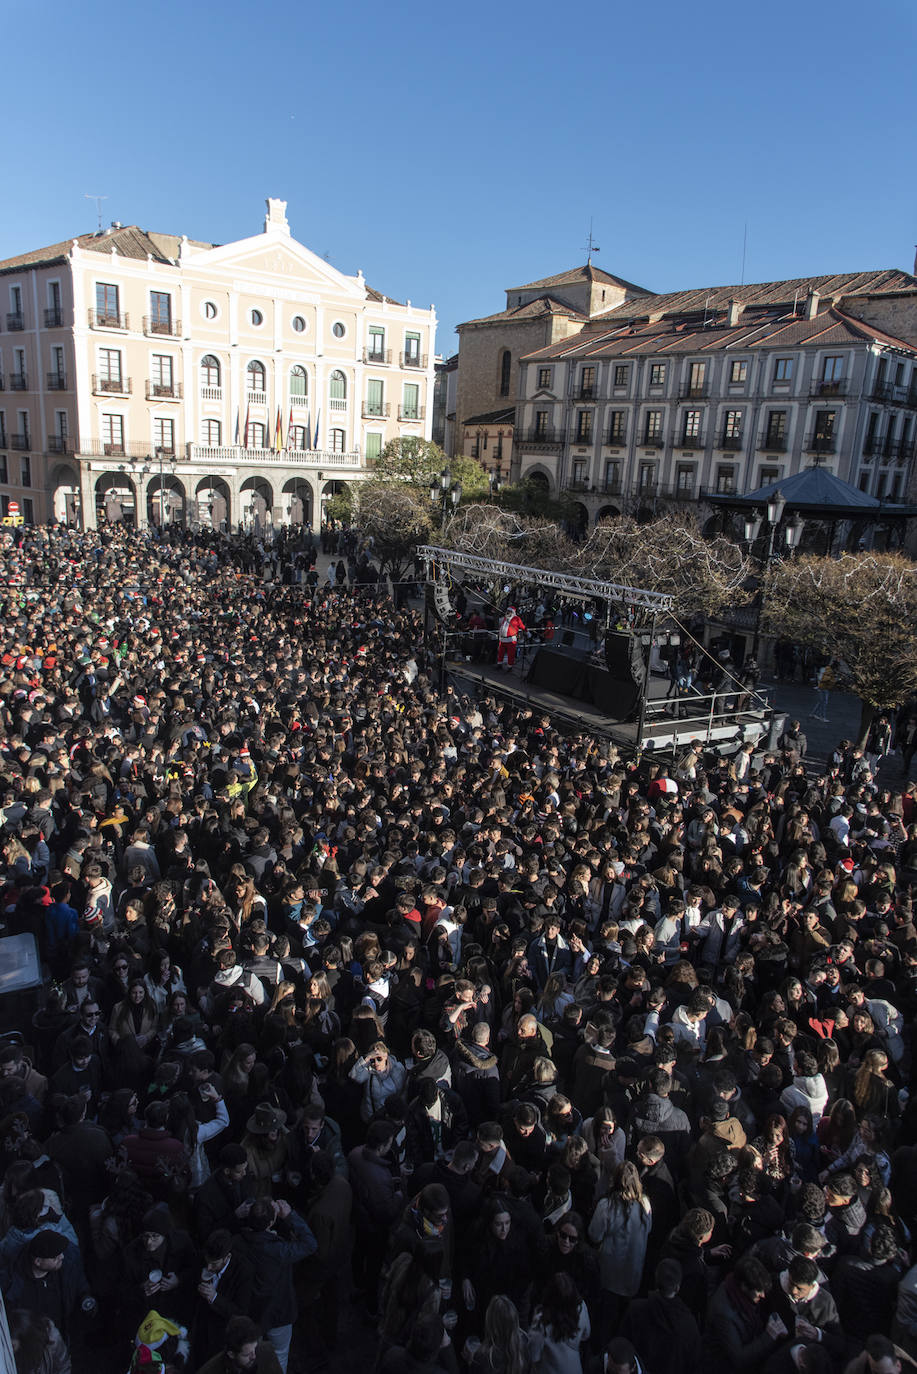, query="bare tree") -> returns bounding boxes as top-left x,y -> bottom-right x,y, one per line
763,551 -> 917,745
352,479 -> 434,589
